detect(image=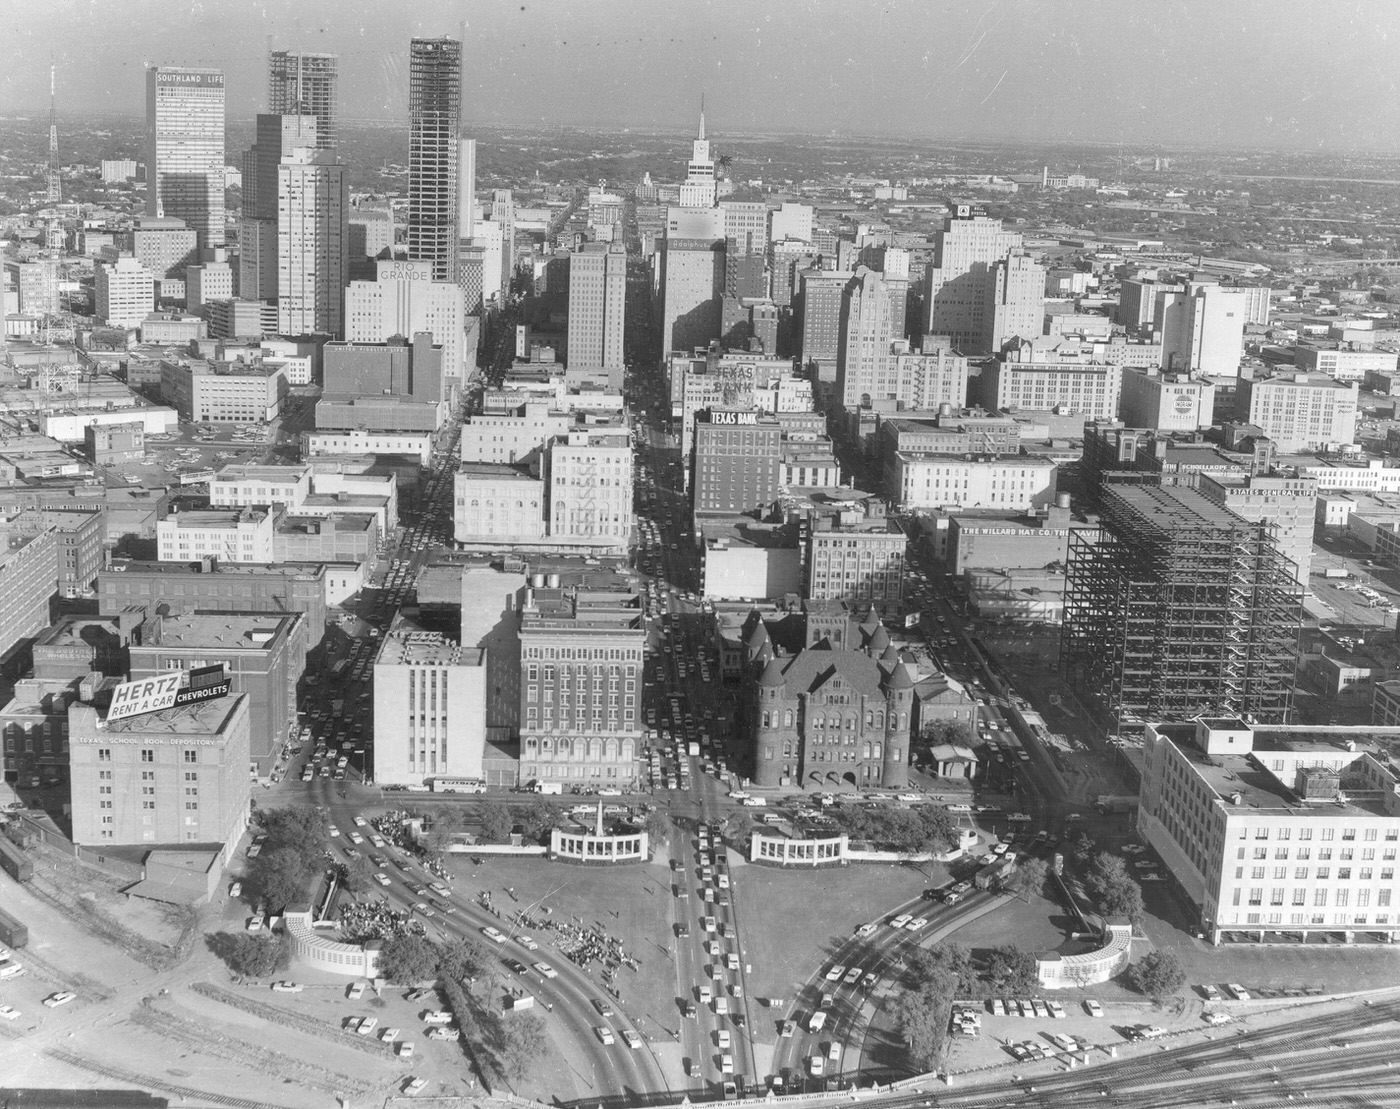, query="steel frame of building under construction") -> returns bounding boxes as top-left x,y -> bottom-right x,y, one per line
1060,483 -> 1302,733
